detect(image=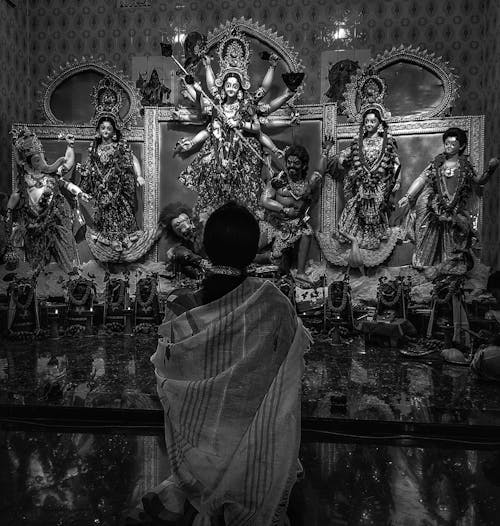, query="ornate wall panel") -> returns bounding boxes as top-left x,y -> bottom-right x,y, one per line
0,0 -> 28,193
23,0 -> 486,116
482,0 -> 500,268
